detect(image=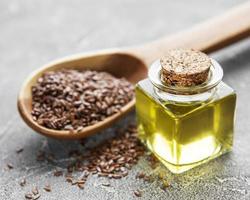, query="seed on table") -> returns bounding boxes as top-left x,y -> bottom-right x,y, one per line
98,173 -> 108,177
33,194 -> 41,200
6,163 -> 13,170
136,172 -> 145,179
16,148 -> 24,153
32,187 -> 39,195
108,174 -> 113,179
35,124 -> 145,191
24,193 -> 33,199
77,183 -> 84,189
143,175 -> 151,182
44,184 -> 51,192
19,178 -> 26,187
31,70 -> 134,131
53,170 -> 63,177
122,171 -> 128,177
47,153 -> 55,162
161,180 -> 170,190
112,174 -> 122,179
66,177 -> 73,183
76,180 -> 85,184
36,151 -> 46,161
71,180 -> 78,185
102,183 -> 110,187
134,190 -> 142,197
